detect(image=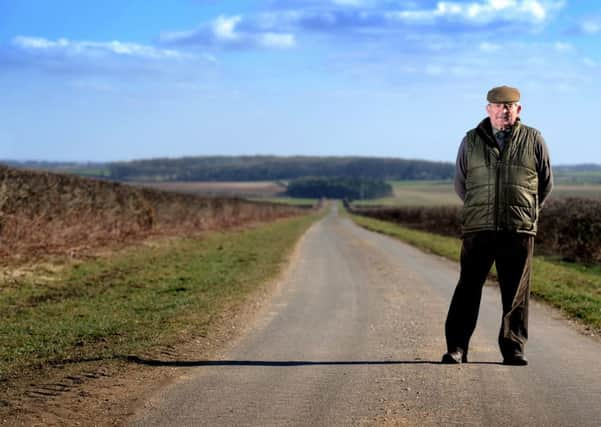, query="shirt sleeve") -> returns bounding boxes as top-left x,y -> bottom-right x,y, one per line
535,133 -> 553,207
454,136 -> 468,202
